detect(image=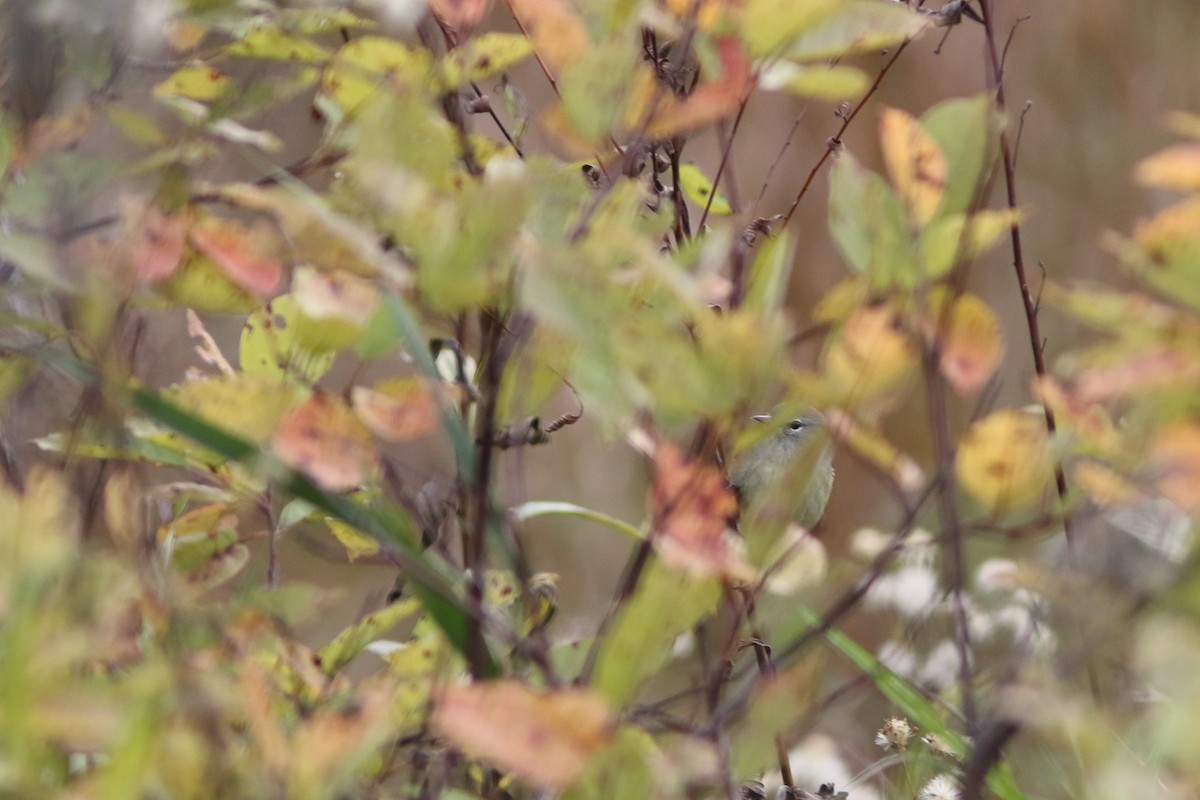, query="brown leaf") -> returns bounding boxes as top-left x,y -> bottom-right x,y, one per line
351,378 -> 440,441
272,393 -> 380,491
432,680 -> 612,789
651,443 -> 750,582
188,213 -> 284,296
